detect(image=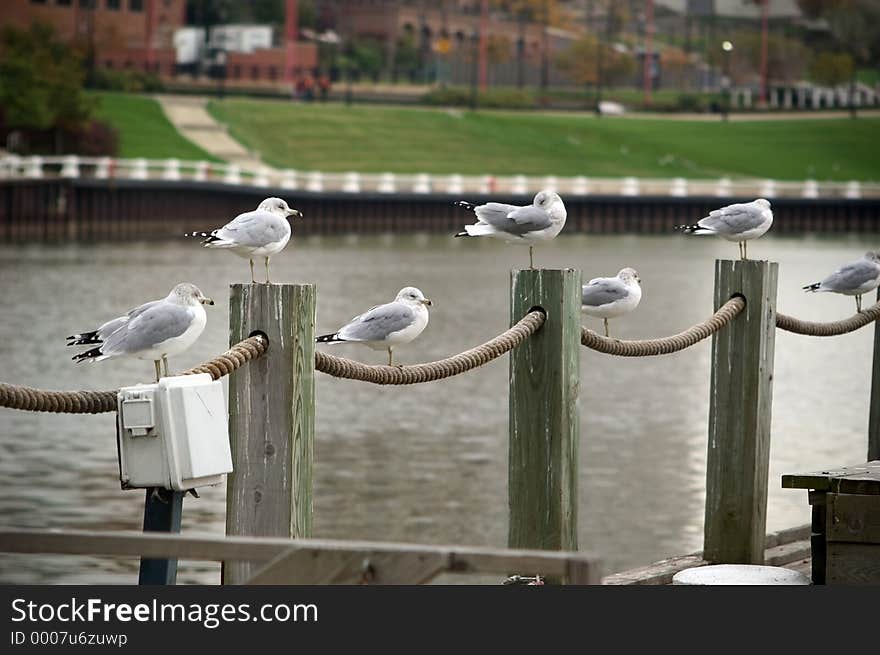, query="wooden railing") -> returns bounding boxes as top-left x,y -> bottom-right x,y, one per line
0,529 -> 600,585
0,154 -> 876,199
